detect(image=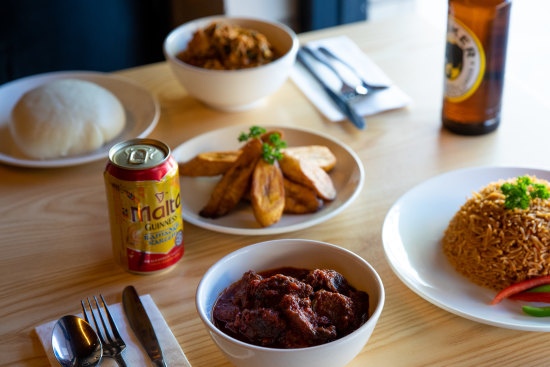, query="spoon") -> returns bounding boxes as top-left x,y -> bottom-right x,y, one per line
52,315 -> 102,367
